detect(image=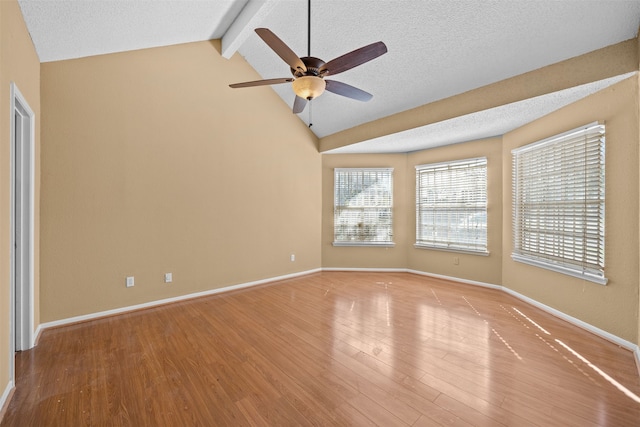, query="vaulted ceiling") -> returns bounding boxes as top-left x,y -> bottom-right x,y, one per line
18,0 -> 640,153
